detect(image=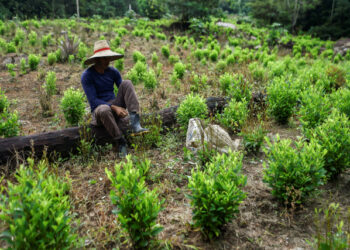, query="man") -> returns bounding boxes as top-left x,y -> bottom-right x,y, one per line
81,40 -> 148,157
